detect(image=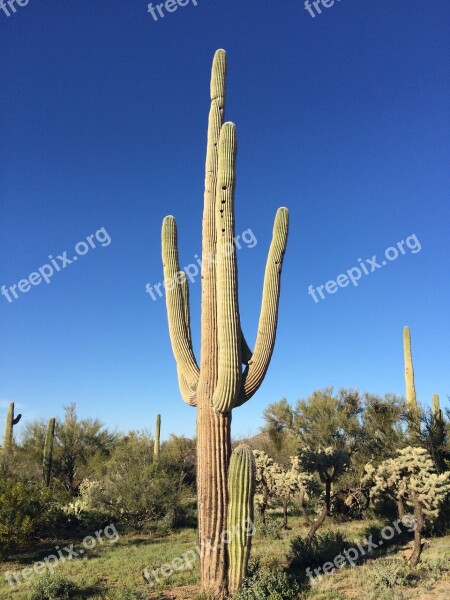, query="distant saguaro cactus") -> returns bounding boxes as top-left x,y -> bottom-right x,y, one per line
3,402 -> 22,457
43,417 -> 56,487
432,394 -> 443,423
403,326 -> 418,419
154,413 -> 161,464
161,50 -> 289,597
